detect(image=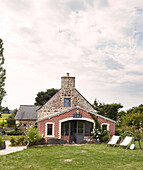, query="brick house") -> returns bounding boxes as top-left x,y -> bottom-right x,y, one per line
37,73 -> 116,143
